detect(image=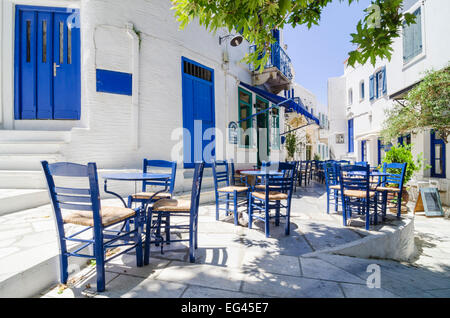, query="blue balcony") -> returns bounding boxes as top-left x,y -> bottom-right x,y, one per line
249,43 -> 293,93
